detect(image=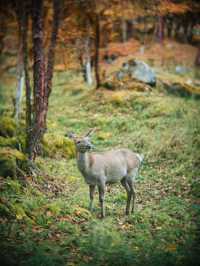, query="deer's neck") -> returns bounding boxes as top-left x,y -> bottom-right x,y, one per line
77,151 -> 89,176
